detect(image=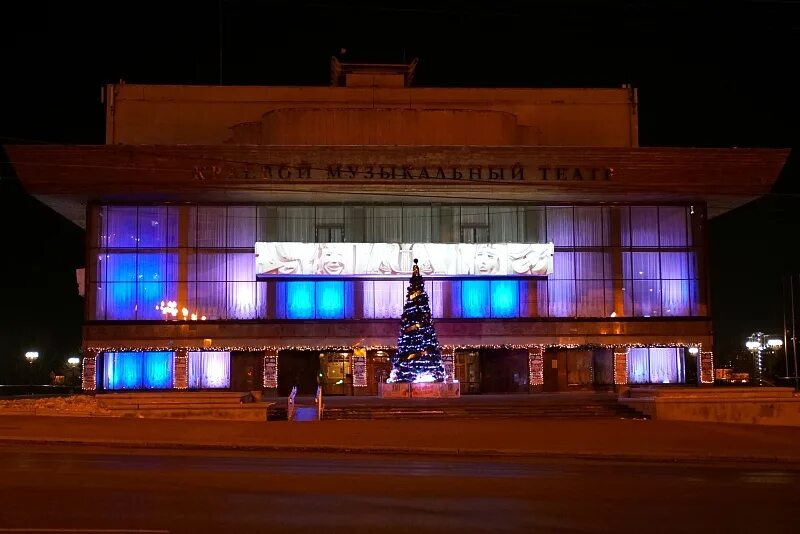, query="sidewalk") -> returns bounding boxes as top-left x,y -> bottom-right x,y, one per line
2,415 -> 800,464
